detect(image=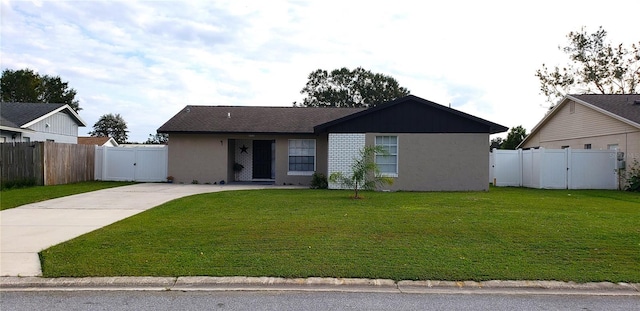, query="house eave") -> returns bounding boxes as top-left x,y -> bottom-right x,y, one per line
0,125 -> 36,133
158,130 -> 319,136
